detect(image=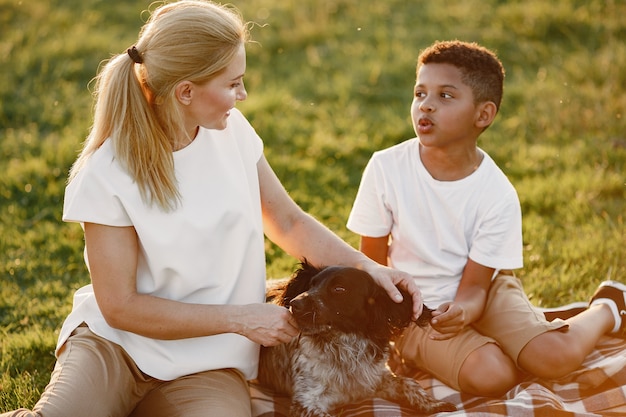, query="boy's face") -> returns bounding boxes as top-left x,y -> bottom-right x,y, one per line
411,63 -> 484,149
